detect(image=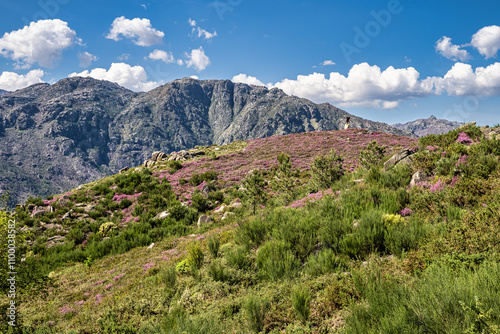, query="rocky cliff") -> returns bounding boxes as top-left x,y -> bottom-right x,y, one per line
0,77 -> 412,204
392,115 -> 463,137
